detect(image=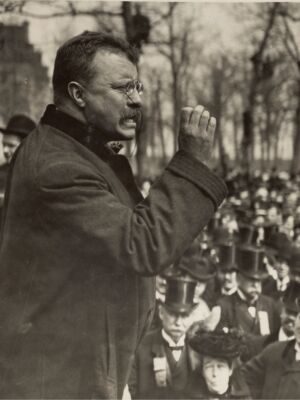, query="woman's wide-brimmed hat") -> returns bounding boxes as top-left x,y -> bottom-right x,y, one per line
188,328 -> 245,361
